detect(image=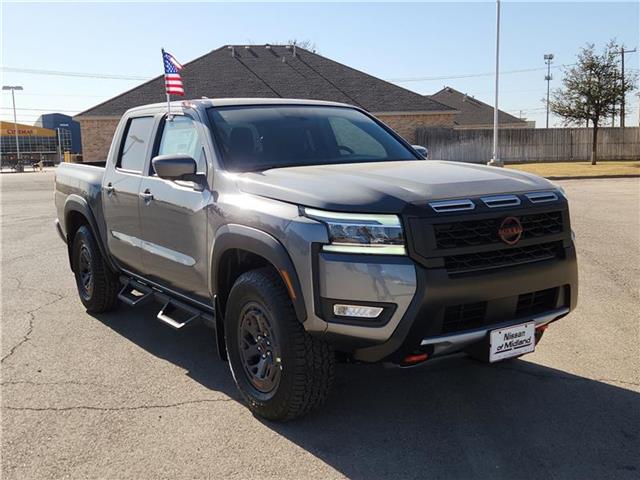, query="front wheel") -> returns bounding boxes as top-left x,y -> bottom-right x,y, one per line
225,267 -> 334,421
